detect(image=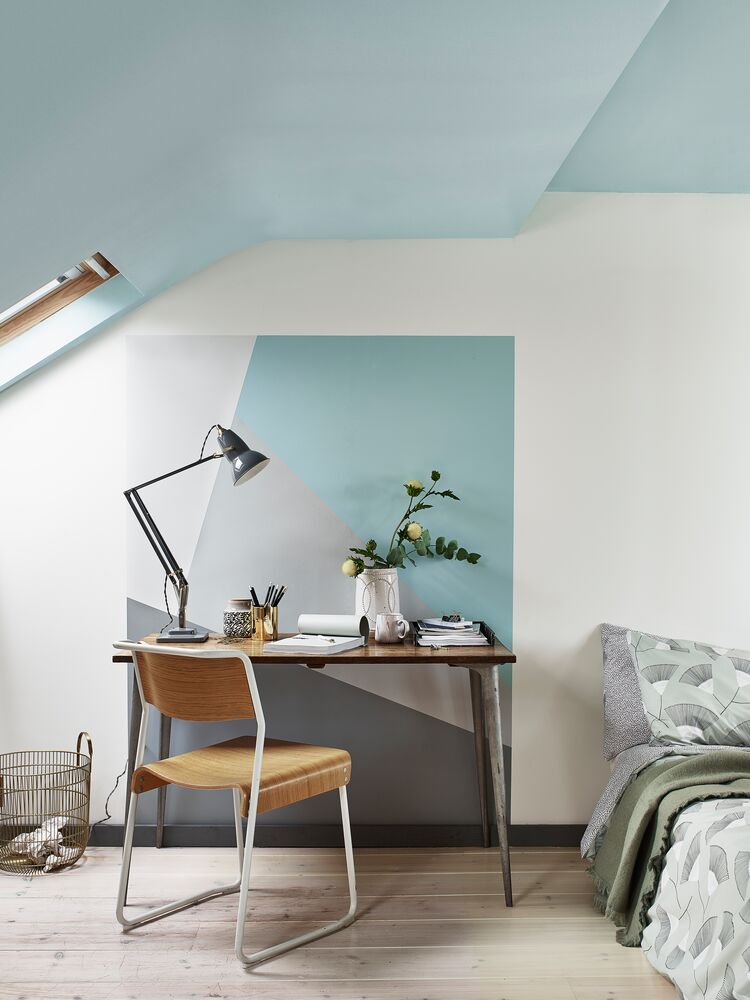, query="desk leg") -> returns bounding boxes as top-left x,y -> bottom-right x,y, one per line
469,669 -> 490,848
156,714 -> 172,849
125,670 -> 142,829
124,669 -> 142,906
478,663 -> 513,906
